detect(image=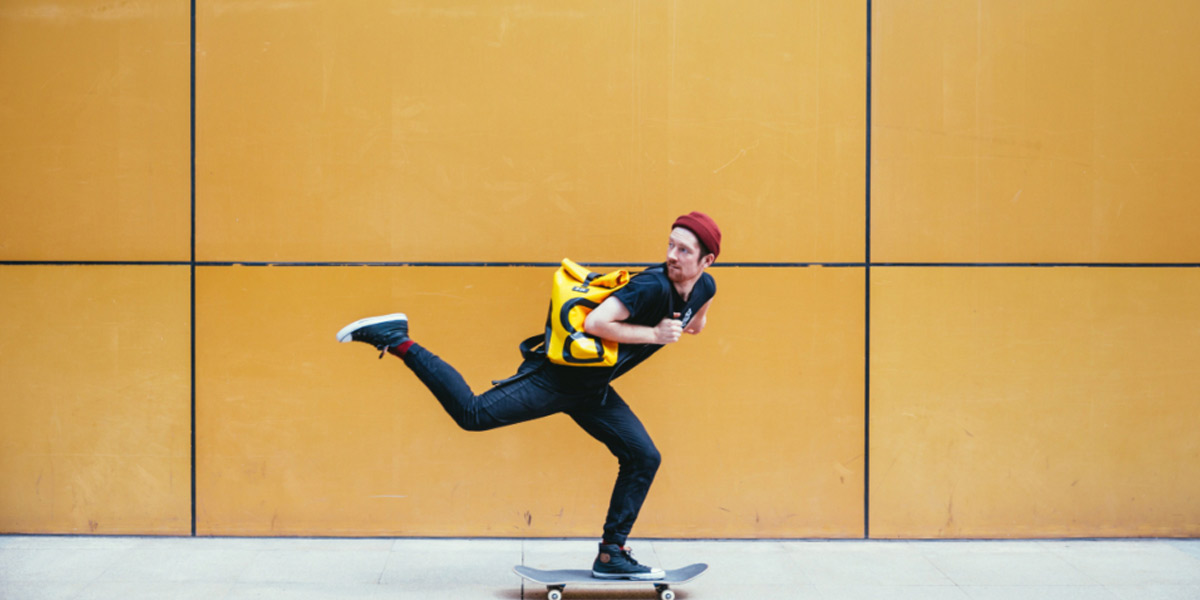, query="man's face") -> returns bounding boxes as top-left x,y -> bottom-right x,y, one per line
666,227 -> 712,283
